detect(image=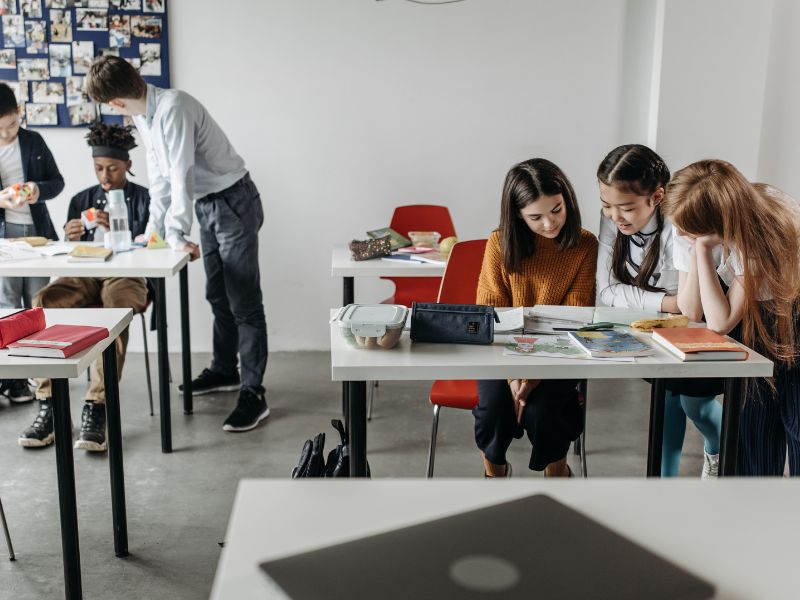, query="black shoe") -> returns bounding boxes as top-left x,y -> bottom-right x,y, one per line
74,402 -> 106,452
4,379 -> 34,403
179,368 -> 240,396
18,399 -> 54,448
222,389 -> 269,432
